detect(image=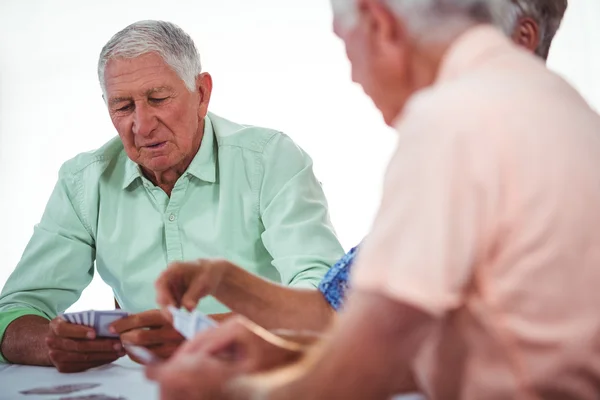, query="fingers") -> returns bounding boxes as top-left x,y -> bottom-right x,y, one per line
53,358 -> 121,374
110,309 -> 166,334
155,266 -> 185,309
50,317 -> 96,339
49,349 -> 124,364
46,336 -> 123,353
120,325 -> 184,347
155,259 -> 228,312
181,271 -> 213,312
